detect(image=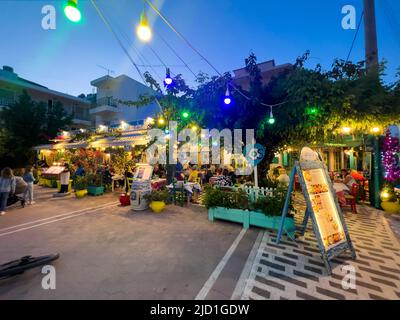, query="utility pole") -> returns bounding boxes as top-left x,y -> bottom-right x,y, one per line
363,0 -> 379,70
363,0 -> 381,208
